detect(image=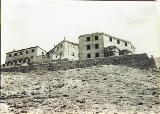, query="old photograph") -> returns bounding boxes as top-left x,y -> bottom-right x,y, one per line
1,0 -> 160,114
